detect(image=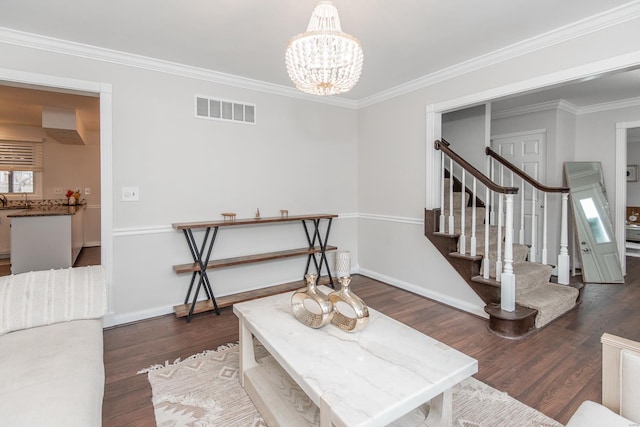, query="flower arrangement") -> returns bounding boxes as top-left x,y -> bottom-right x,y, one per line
66,189 -> 81,200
